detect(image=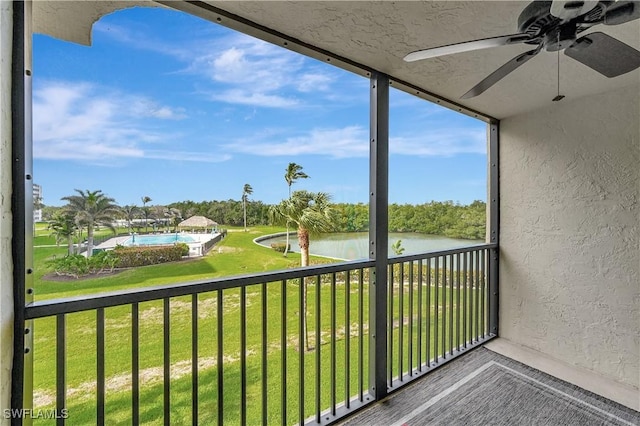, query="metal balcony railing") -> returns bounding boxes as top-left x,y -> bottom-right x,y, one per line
386,246 -> 495,391
23,244 -> 496,425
